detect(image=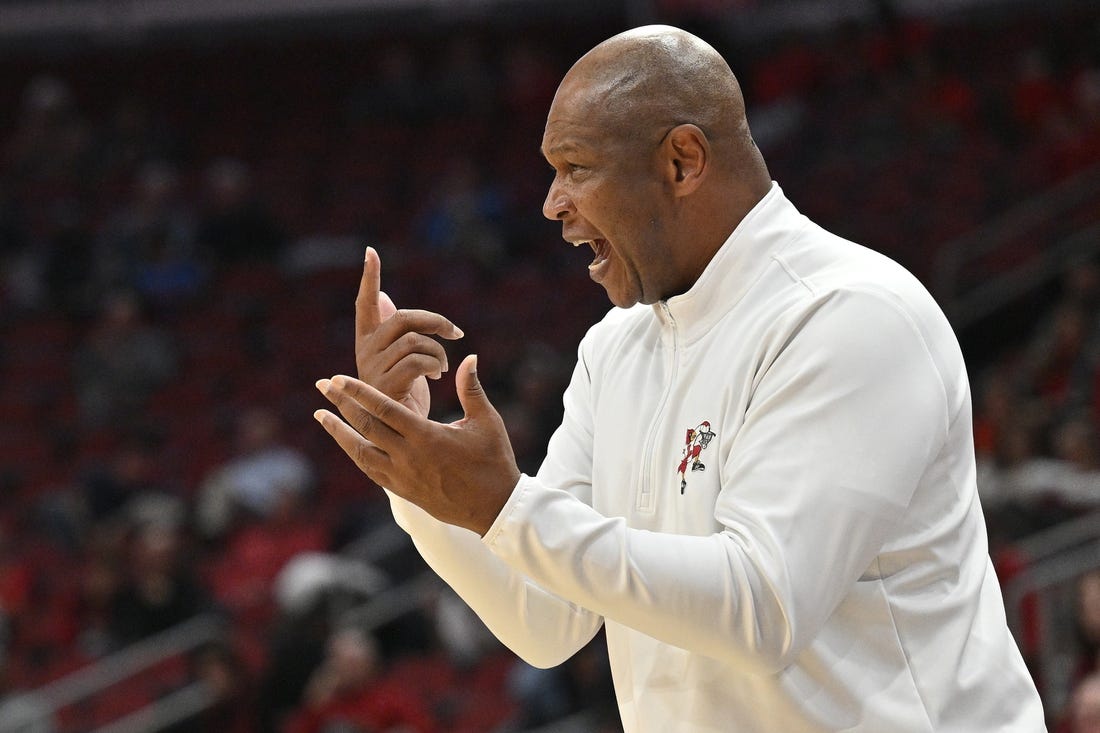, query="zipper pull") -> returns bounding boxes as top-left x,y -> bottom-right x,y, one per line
660,301 -> 674,325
